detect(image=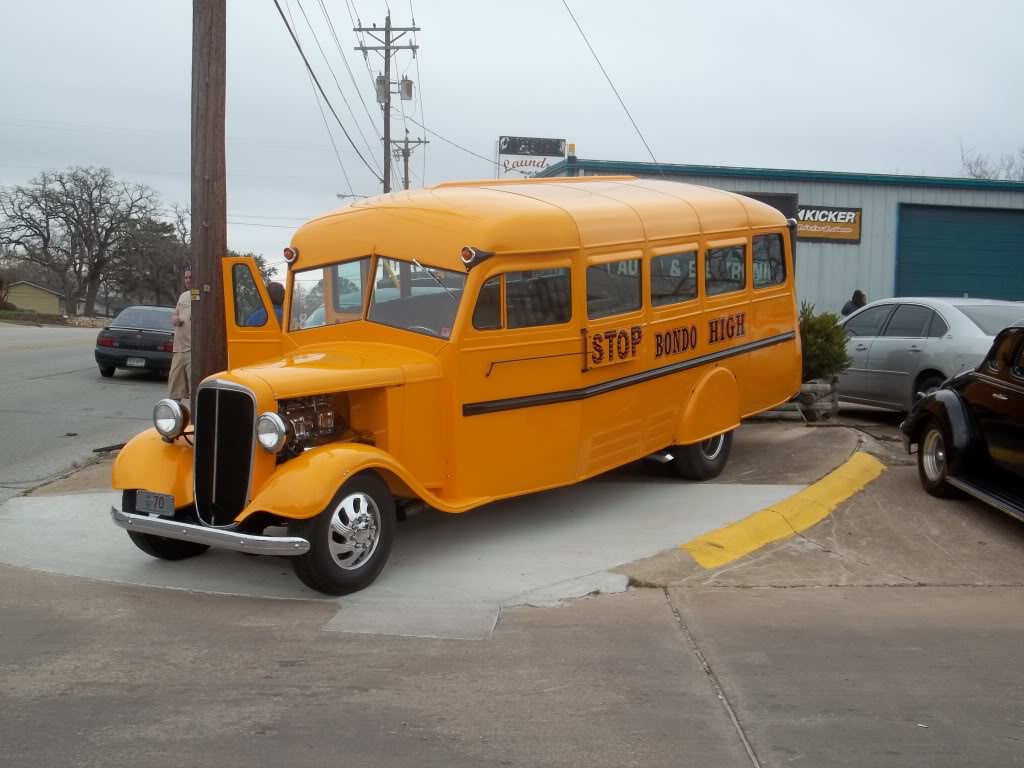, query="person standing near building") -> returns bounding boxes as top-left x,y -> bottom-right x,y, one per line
841,289 -> 867,316
168,269 -> 192,402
